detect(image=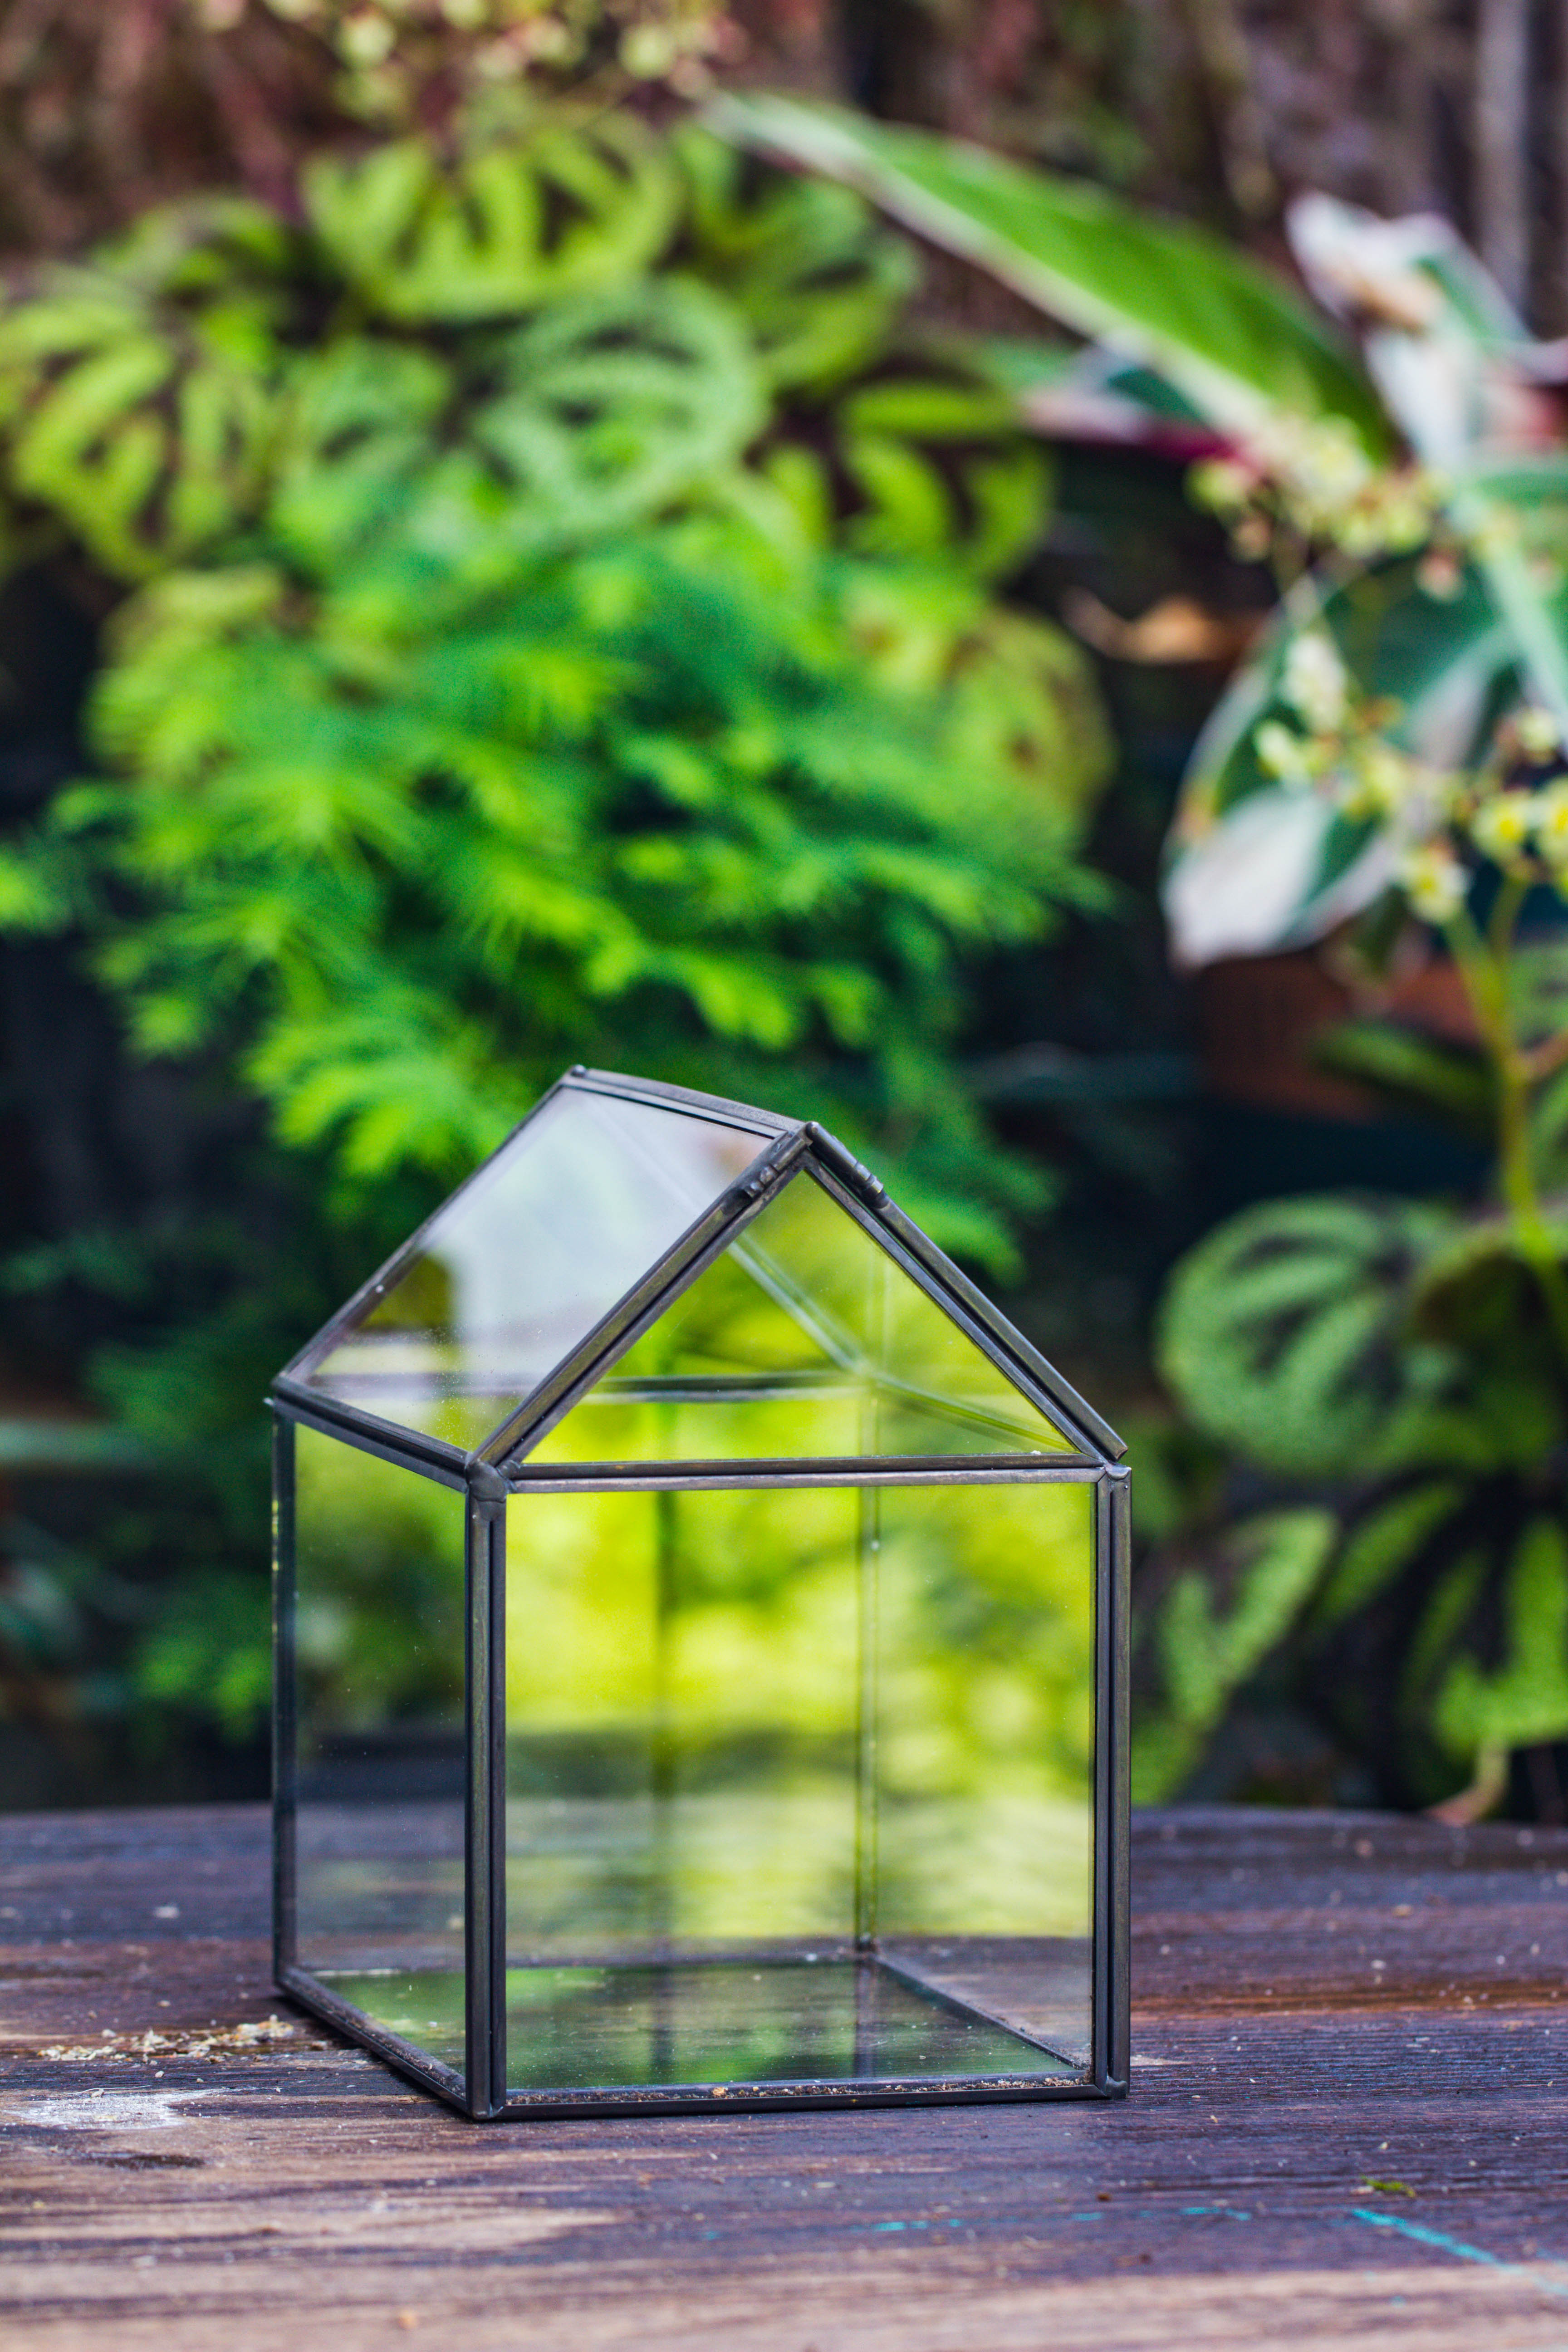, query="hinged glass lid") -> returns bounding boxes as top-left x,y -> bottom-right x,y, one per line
290,1083 -> 772,1445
